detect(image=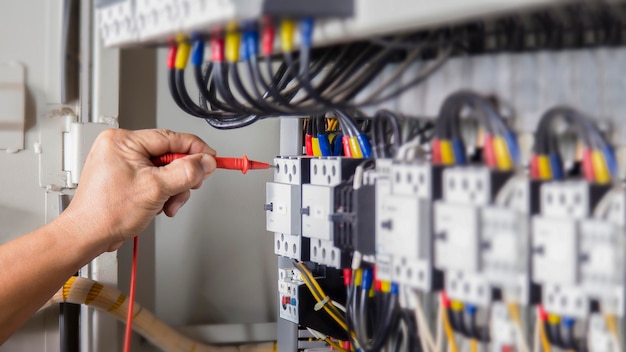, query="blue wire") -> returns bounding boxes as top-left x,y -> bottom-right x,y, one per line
452,138 -> 466,165
357,133 -> 372,158
300,17 -> 314,48
318,133 -> 332,157
390,282 -> 399,295
505,131 -> 520,164
602,145 -> 618,179
464,304 -> 477,315
562,316 -> 575,328
362,269 -> 372,291
549,153 -> 563,179
332,134 -> 343,156
243,30 -> 259,60
191,40 -> 205,66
